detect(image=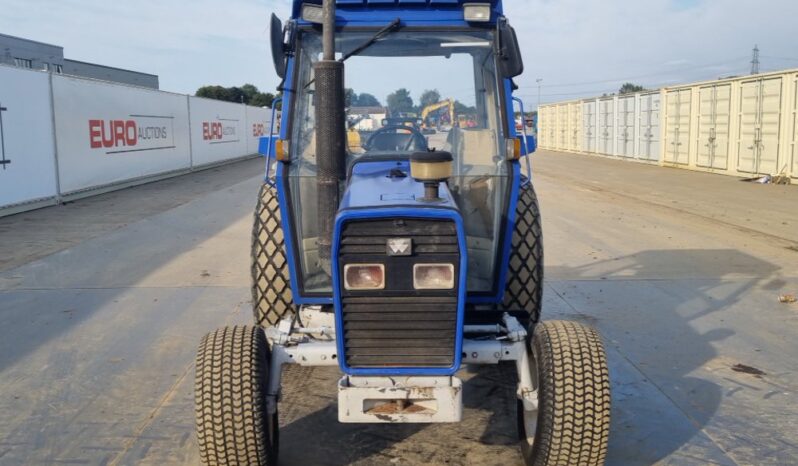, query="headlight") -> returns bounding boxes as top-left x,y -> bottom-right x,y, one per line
344,264 -> 385,290
413,264 -> 455,290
